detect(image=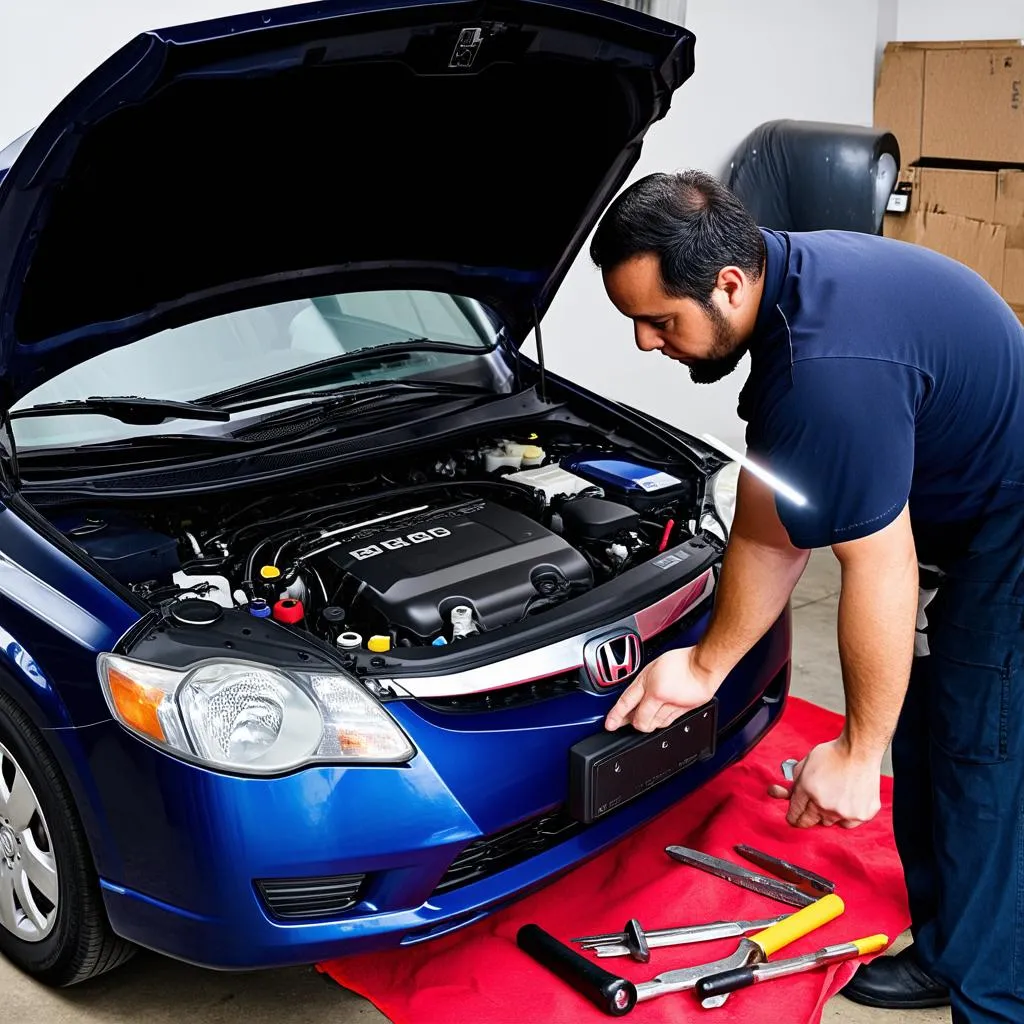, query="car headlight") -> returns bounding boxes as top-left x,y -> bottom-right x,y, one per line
703,461 -> 740,541
97,655 -> 415,774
